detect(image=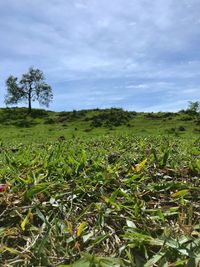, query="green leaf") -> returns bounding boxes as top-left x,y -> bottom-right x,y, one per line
91,235 -> 109,246
171,189 -> 189,198
144,252 -> 165,267
36,227 -> 51,256
0,246 -> 20,255
72,256 -> 92,267
162,151 -> 169,167
99,258 -> 121,267
25,183 -> 49,199
21,209 -> 32,231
